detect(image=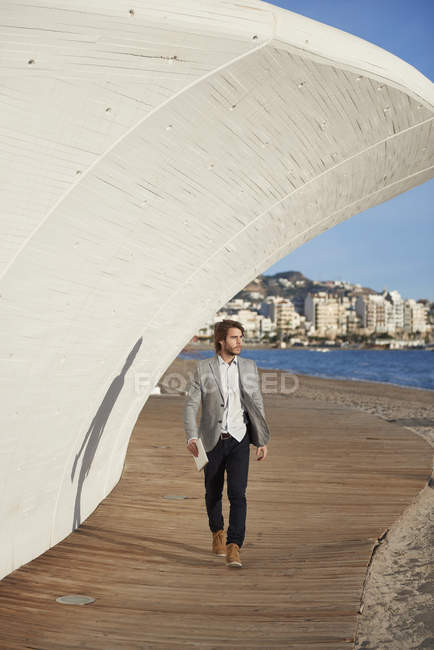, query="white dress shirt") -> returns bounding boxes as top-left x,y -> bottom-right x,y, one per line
218,354 -> 247,442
